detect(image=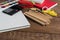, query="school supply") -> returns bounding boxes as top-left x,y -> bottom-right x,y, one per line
24,9 -> 53,25
0,3 -> 30,32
